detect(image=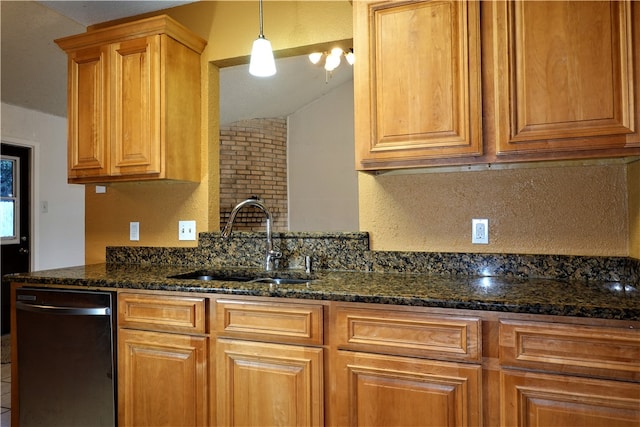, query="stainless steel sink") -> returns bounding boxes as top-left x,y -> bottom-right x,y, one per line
168,270 -> 313,285
248,277 -> 311,285
169,272 -> 254,282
